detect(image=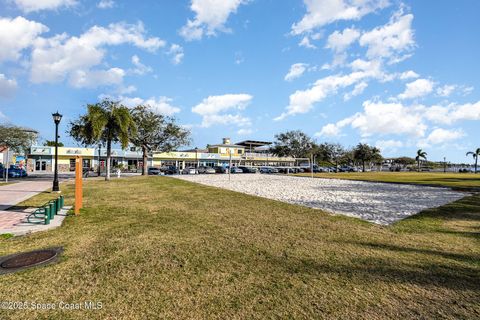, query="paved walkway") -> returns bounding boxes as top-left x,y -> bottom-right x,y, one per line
0,180 -> 53,231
